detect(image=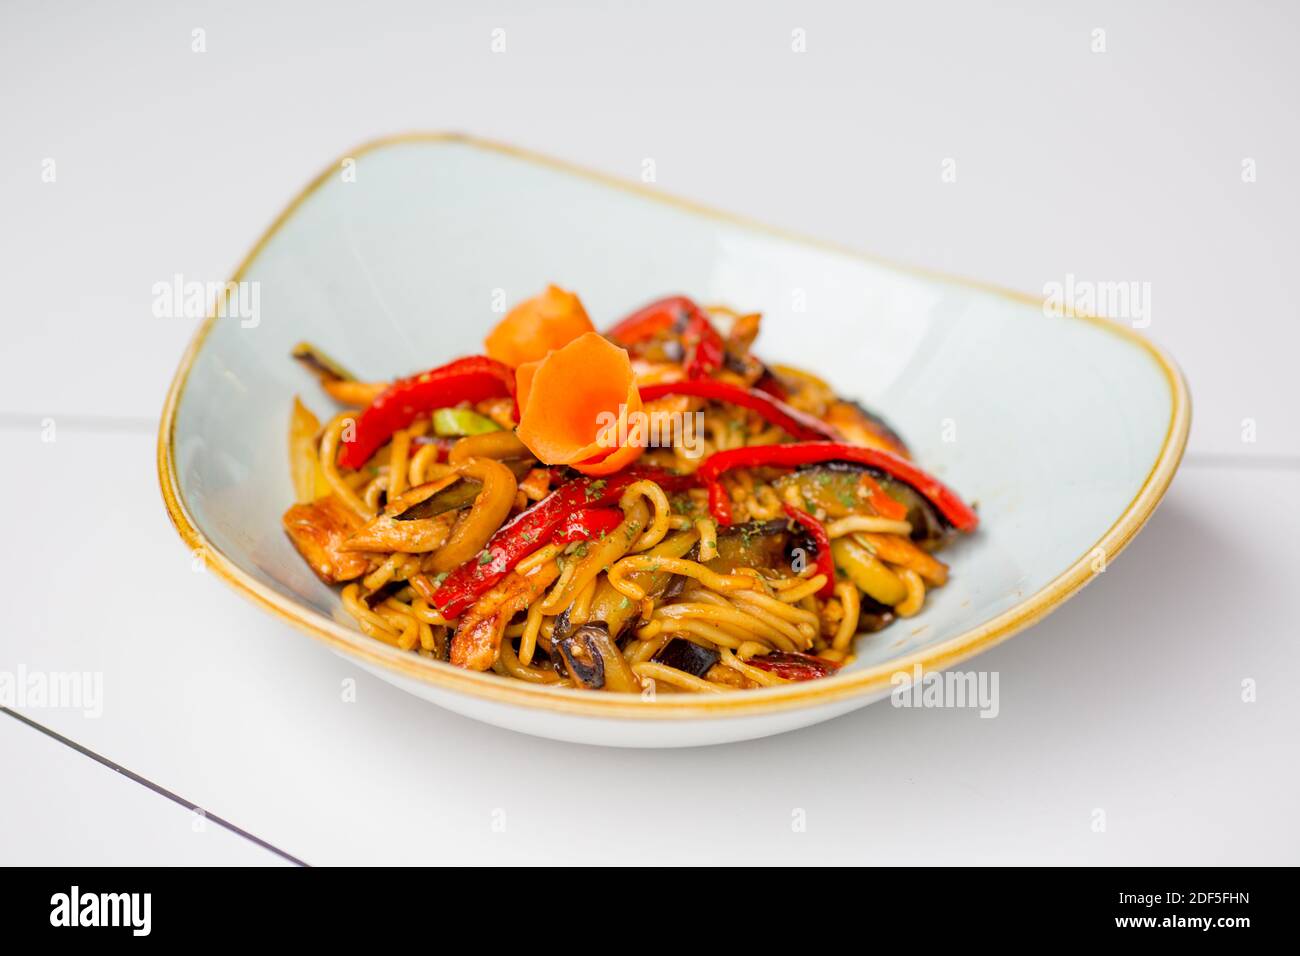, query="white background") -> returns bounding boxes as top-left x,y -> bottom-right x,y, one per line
1,0 -> 1296,865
